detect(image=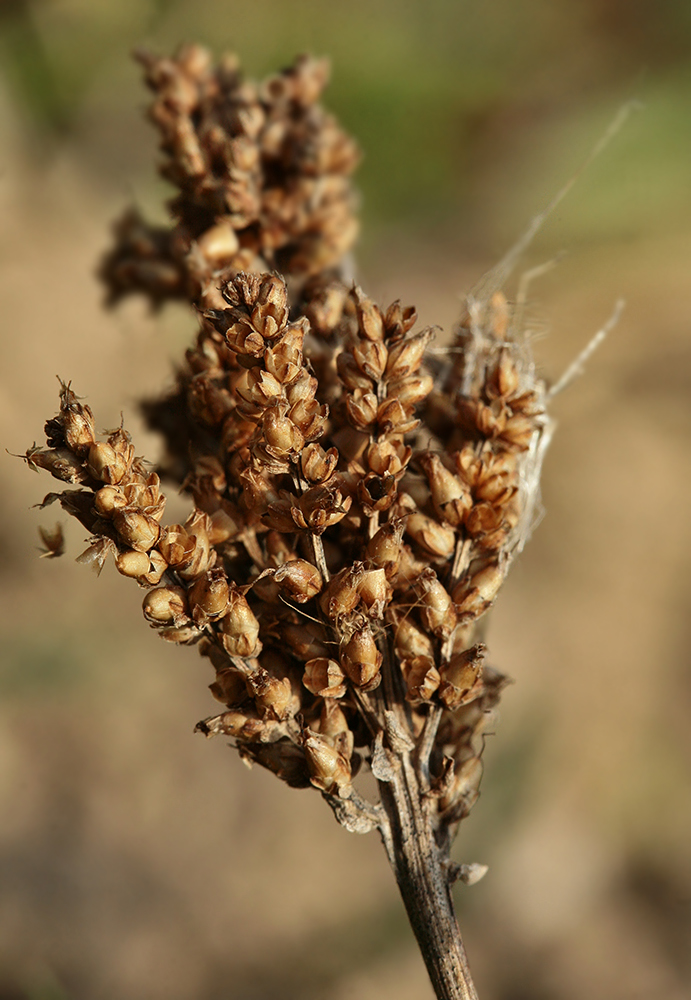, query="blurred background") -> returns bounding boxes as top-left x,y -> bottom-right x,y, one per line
1,1 -> 690,998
